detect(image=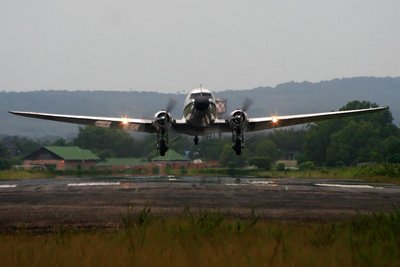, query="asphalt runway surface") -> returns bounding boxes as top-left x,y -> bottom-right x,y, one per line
1,176 -> 399,230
